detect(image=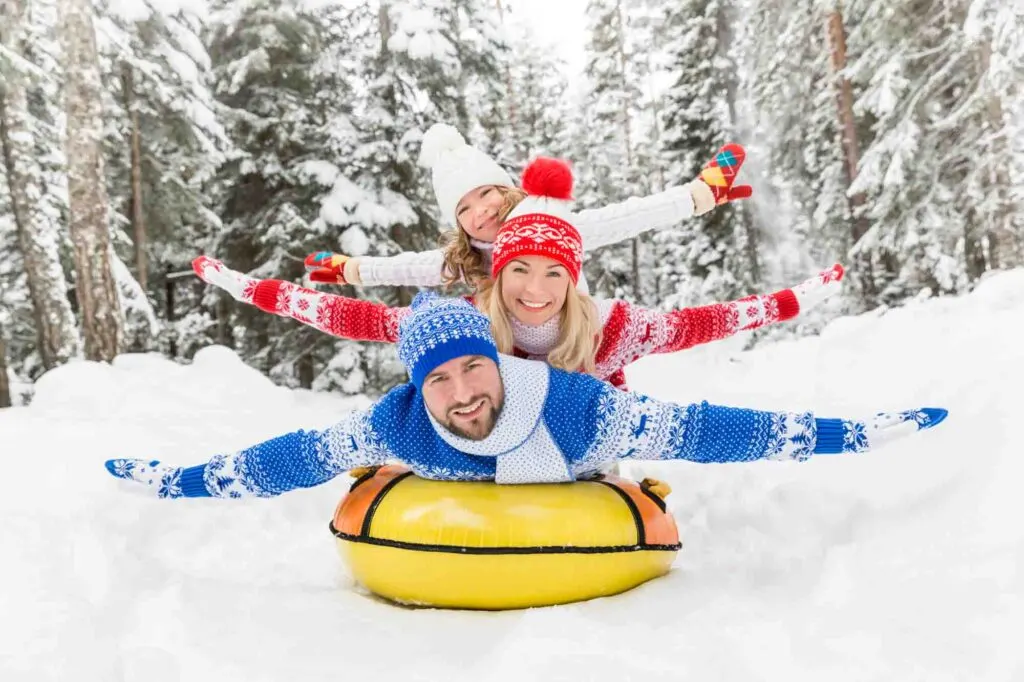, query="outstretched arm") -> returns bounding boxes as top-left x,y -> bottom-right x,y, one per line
105,409 -> 390,499
193,256 -> 408,342
575,144 -> 753,251
583,385 -> 946,466
596,264 -> 845,372
304,249 -> 447,288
